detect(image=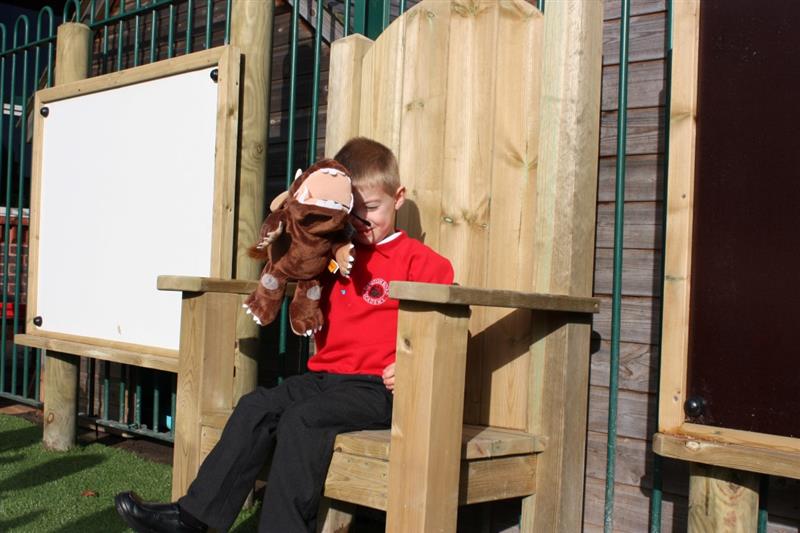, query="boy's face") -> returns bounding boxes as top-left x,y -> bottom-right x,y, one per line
351,183 -> 405,245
